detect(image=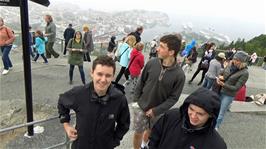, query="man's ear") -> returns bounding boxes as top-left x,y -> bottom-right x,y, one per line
90,68 -> 93,78
169,50 -> 175,56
